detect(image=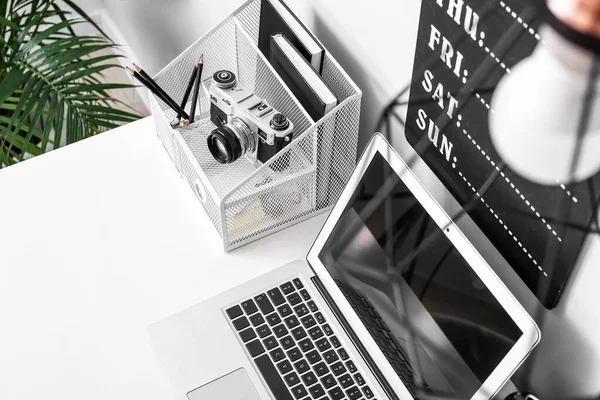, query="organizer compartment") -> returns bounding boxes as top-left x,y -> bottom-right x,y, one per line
150,0 -> 361,250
